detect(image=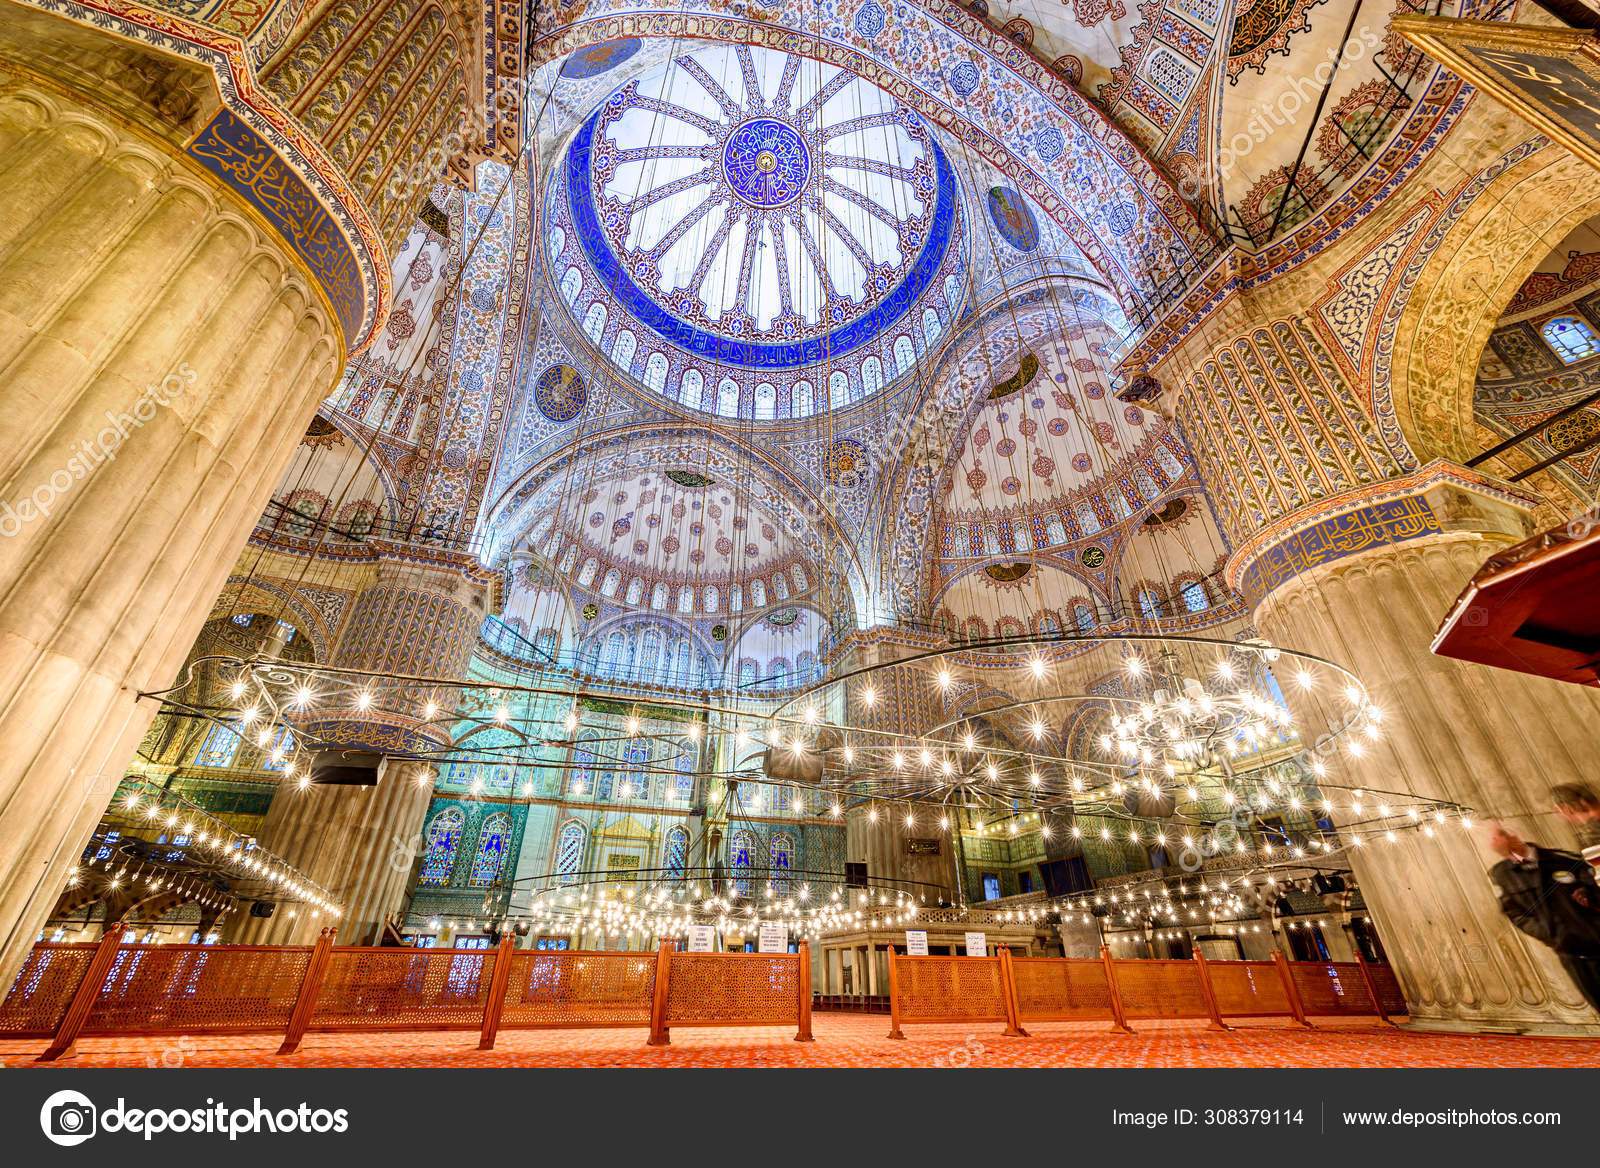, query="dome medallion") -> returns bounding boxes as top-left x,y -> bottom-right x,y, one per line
566,45 -> 957,372
724,119 -> 810,208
